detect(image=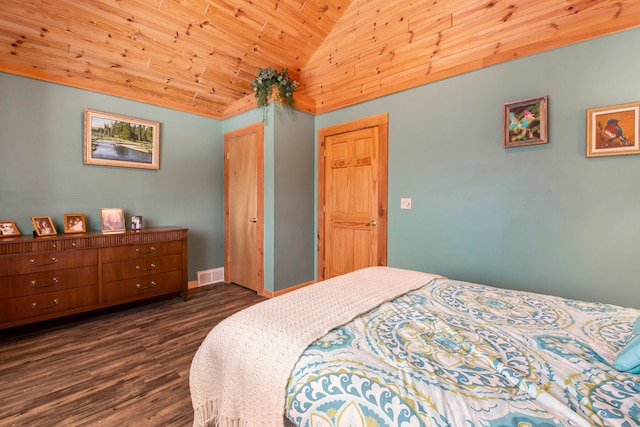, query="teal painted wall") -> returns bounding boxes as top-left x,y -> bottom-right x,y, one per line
316,27 -> 640,308
273,109 -> 315,291
0,74 -> 223,279
2,27 -> 639,307
223,107 -> 315,292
